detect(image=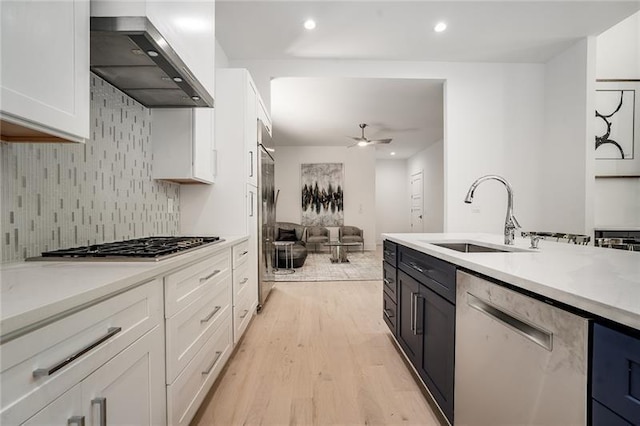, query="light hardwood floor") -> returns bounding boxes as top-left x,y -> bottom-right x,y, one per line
192,280 -> 440,425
